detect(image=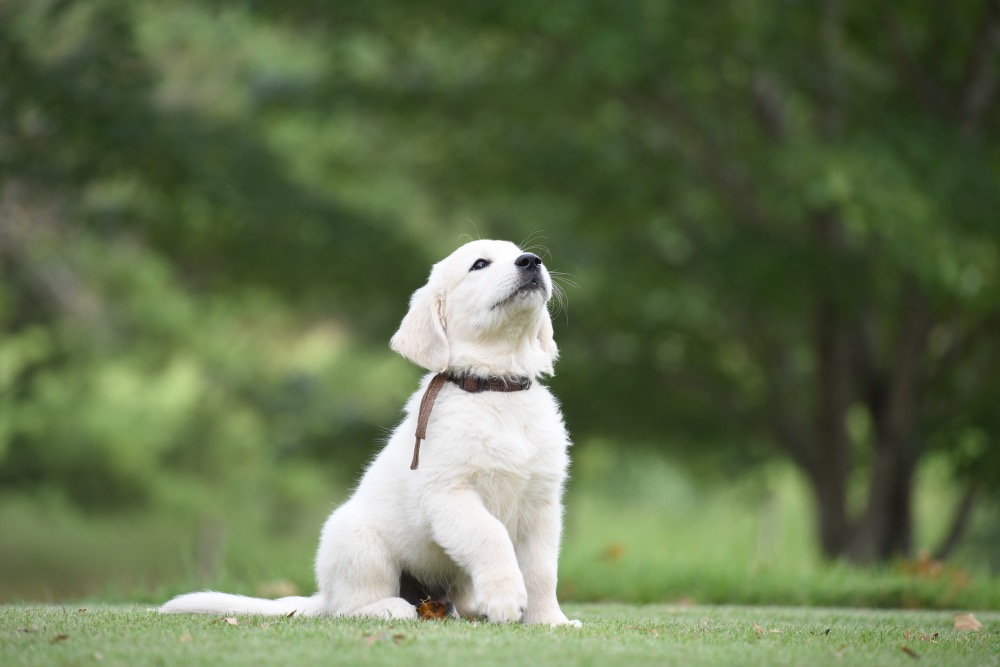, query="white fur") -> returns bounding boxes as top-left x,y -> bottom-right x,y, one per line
160,240 -> 579,626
